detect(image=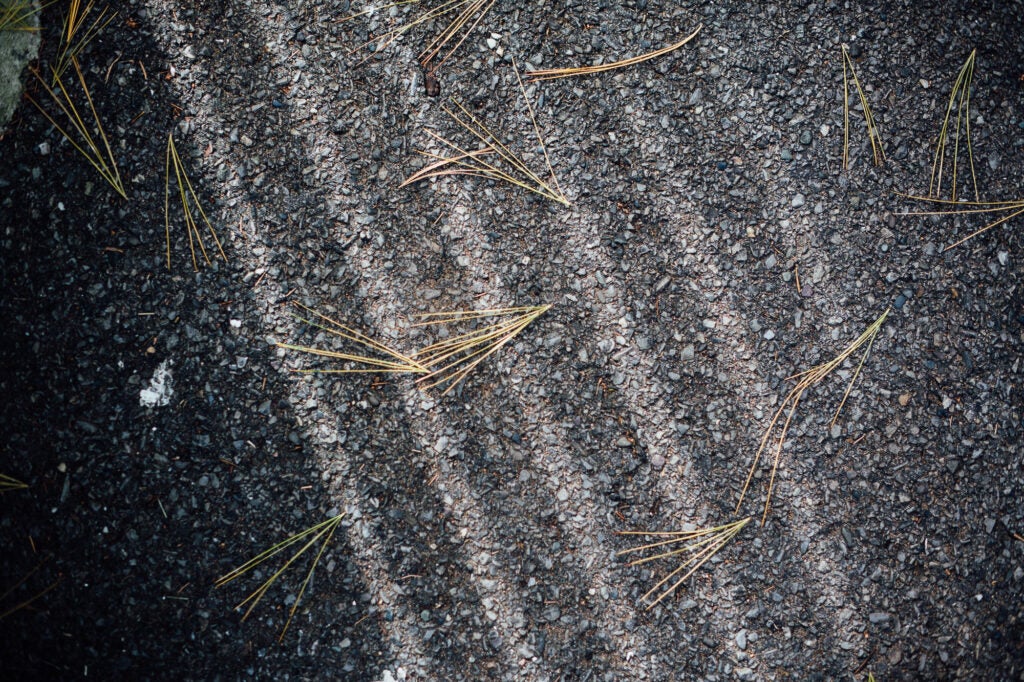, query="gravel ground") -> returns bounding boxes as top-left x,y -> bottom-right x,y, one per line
2,1 -> 1023,680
